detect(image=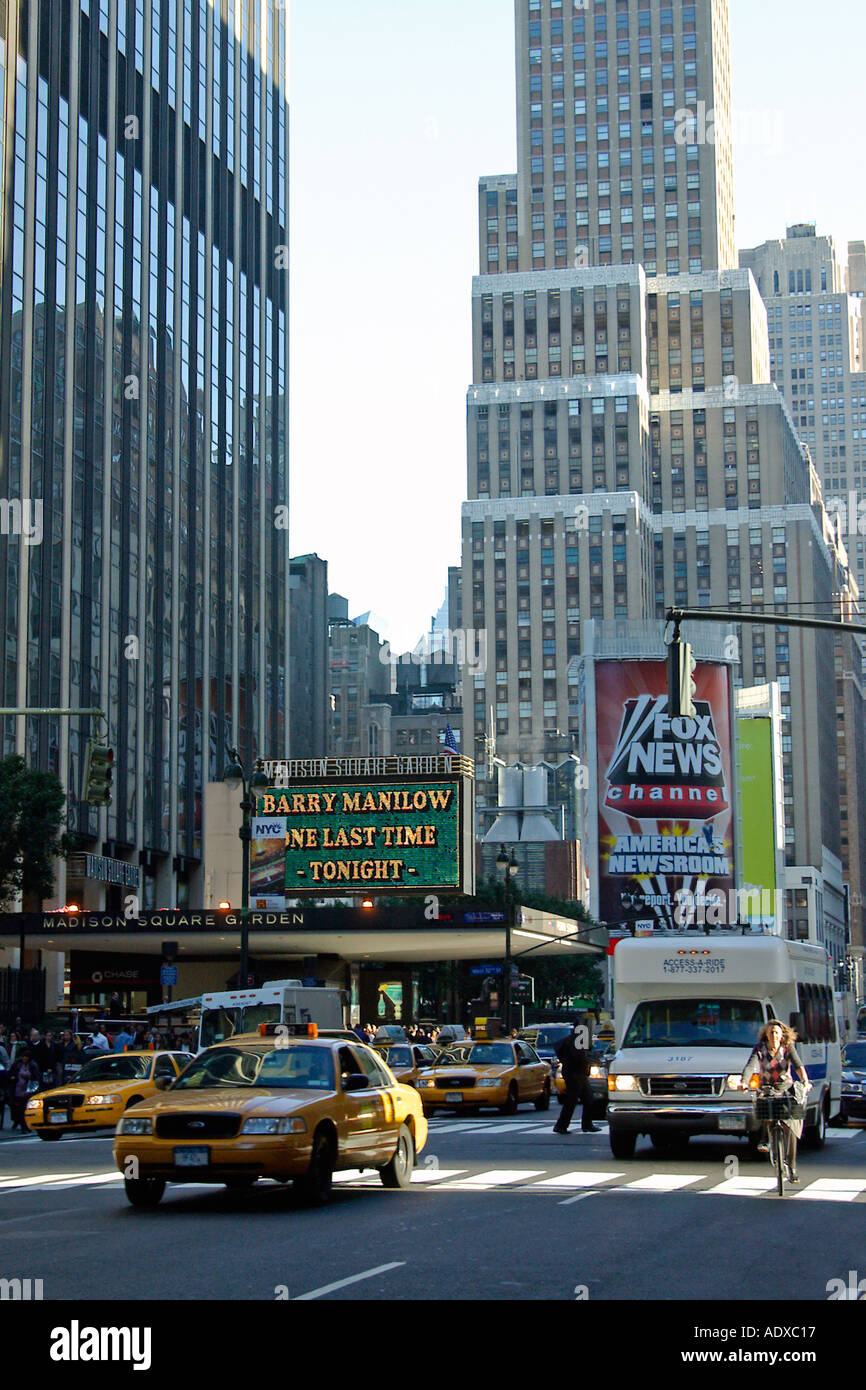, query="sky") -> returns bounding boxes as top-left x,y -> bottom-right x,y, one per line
289,1 -> 866,654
